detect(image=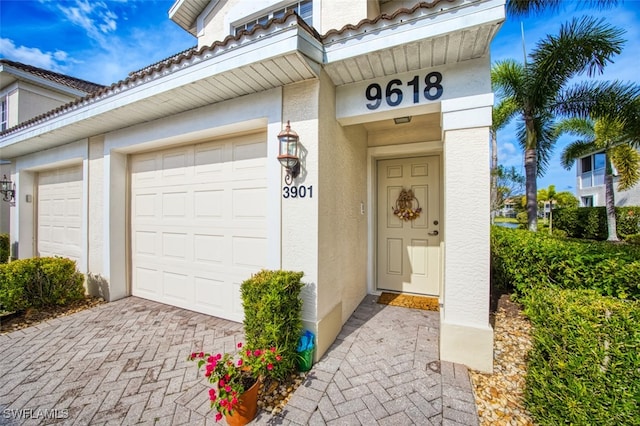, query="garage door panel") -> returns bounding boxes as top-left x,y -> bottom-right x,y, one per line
131,134 -> 268,322
194,234 -> 224,264
37,166 -> 83,262
232,236 -> 267,269
161,232 -> 189,260
232,187 -> 266,219
194,190 -> 224,218
194,276 -> 226,310
163,271 -> 191,302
